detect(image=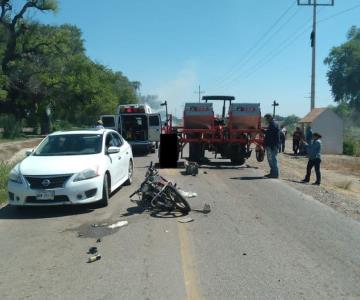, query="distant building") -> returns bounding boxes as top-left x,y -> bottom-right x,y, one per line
299,108 -> 343,154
